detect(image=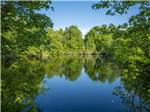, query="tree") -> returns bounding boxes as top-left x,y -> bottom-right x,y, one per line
92,1 -> 150,60
84,27 -> 97,54
1,1 -> 53,62
92,0 -> 150,104
63,25 -> 84,54
47,28 -> 64,54
84,25 -> 114,55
